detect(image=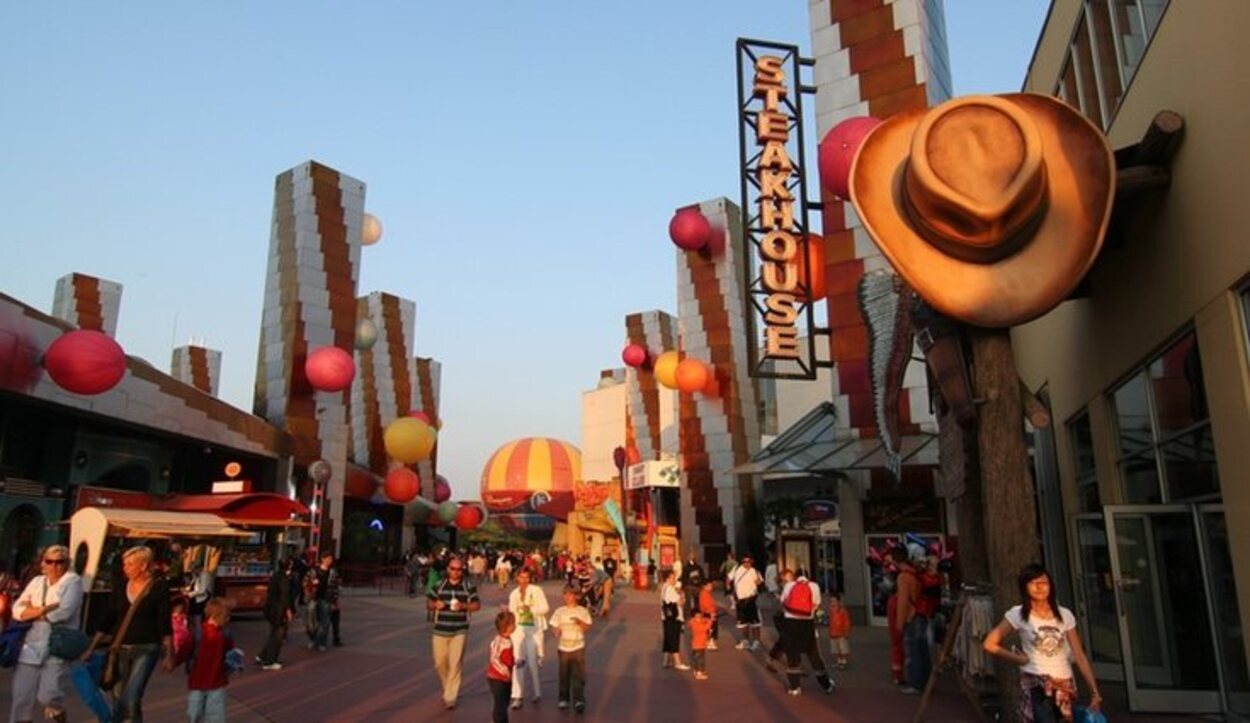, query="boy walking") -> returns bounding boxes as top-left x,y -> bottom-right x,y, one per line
548,585 -> 593,714
487,612 -> 517,723
187,598 -> 233,723
688,610 -> 713,680
697,581 -> 720,651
